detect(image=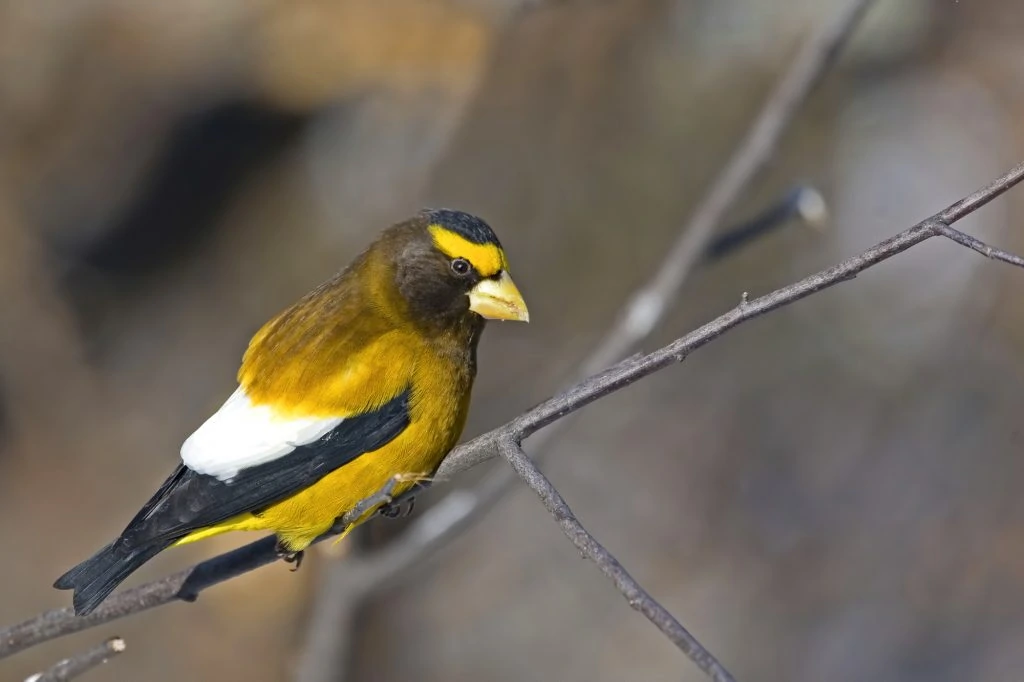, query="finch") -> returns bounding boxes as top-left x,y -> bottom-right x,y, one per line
55,209 -> 529,615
